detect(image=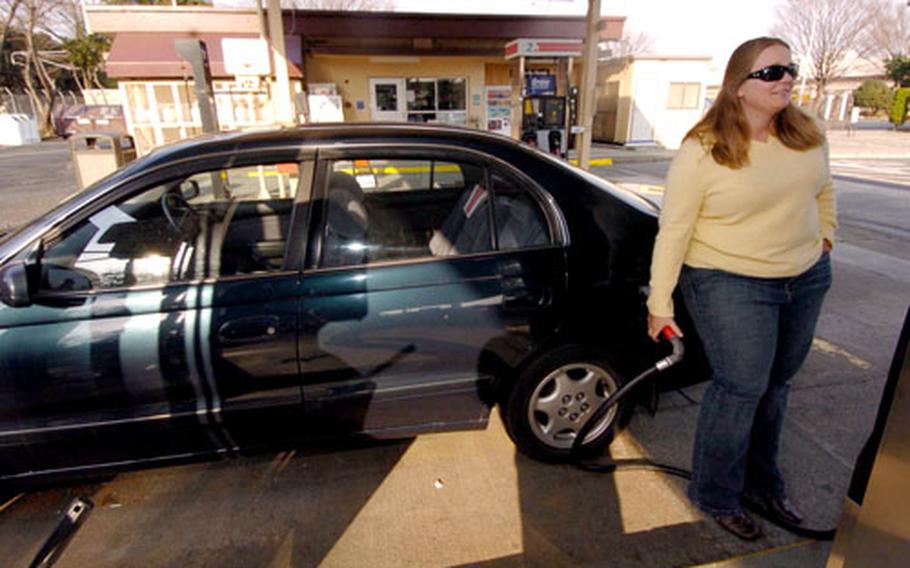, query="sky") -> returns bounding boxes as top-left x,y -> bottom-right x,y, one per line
390,0 -> 787,81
